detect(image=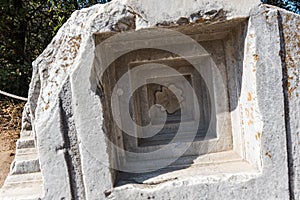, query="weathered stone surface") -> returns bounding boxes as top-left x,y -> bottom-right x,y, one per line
16,136 -> 35,149
21,102 -> 32,131
279,8 -> 300,199
1,0 -> 300,199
